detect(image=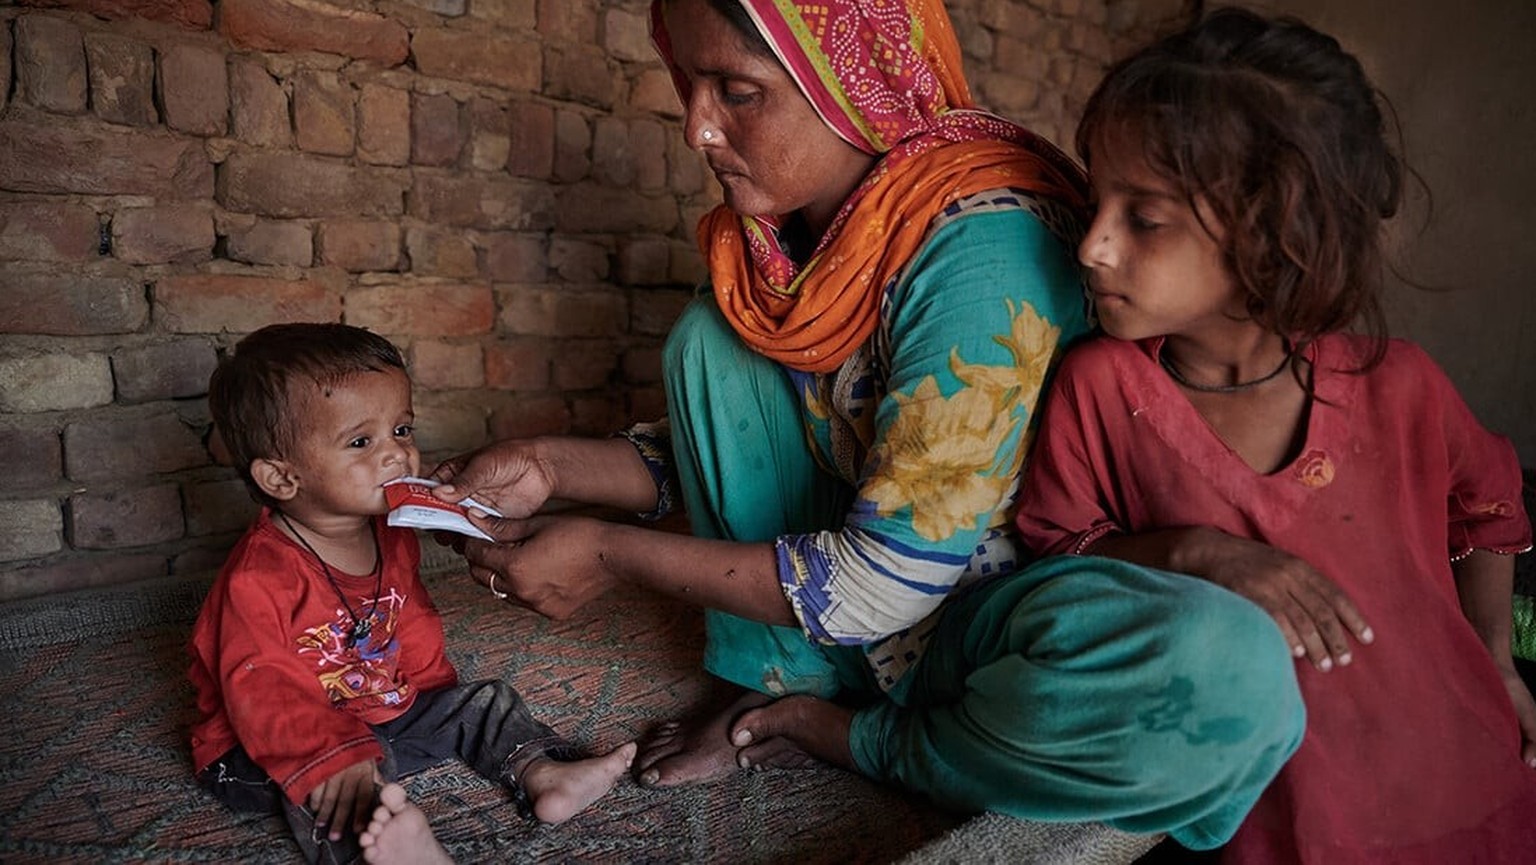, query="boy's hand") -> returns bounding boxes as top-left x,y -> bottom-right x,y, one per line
1179,528 -> 1374,673
1500,666 -> 1536,768
308,759 -> 380,841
